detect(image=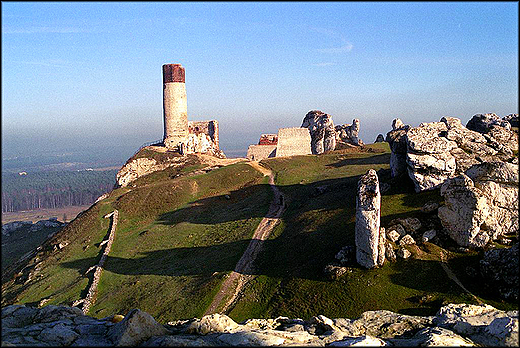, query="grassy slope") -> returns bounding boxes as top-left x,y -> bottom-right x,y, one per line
228,143 -> 517,321
2,144 -> 517,323
2,157 -> 272,323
